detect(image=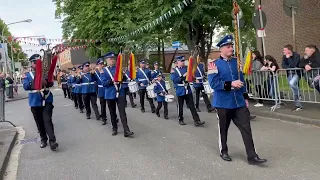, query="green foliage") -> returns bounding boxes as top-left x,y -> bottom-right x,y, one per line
55,0 -> 255,64
0,19 -> 27,62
